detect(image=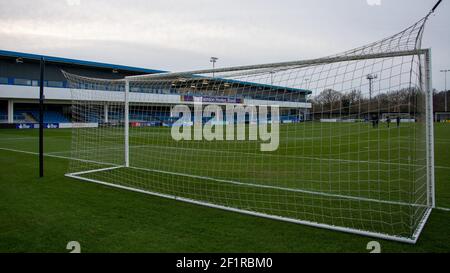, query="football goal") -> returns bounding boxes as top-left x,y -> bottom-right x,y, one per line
63,13 -> 436,243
